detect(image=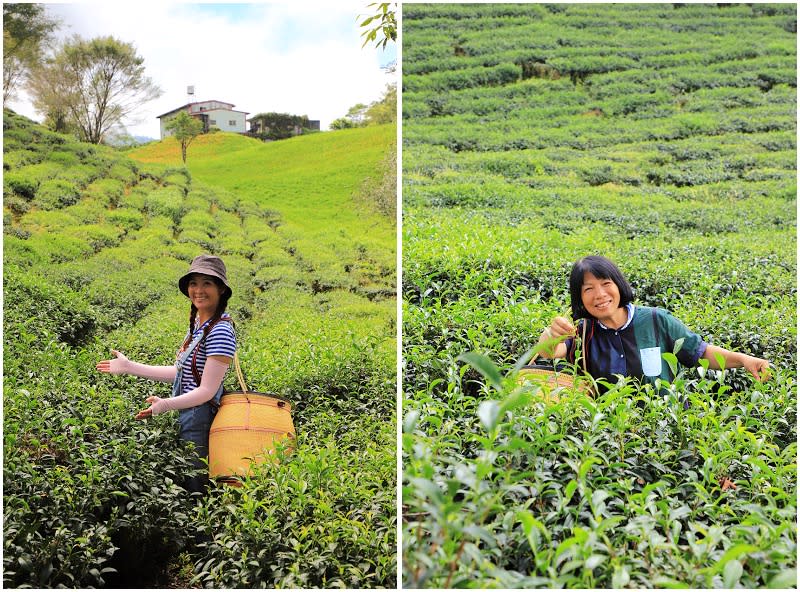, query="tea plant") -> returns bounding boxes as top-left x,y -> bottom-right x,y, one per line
403,3 -> 796,587
4,109 -> 396,587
